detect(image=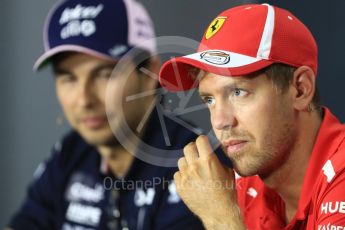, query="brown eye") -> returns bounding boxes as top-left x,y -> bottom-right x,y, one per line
97,70 -> 111,79
56,74 -> 76,84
